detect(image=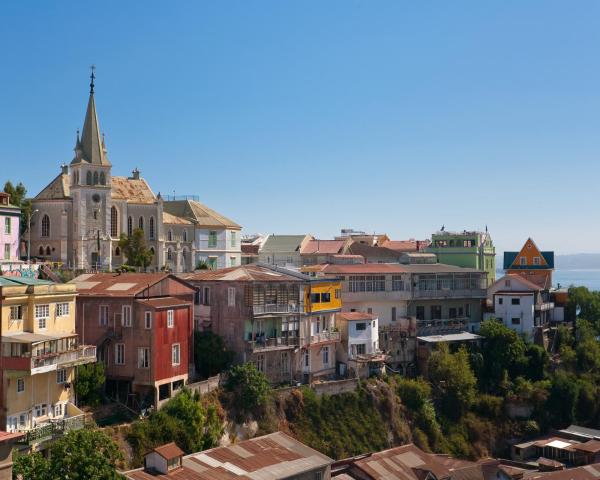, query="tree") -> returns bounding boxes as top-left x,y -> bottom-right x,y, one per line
75,363 -> 106,406
397,377 -> 432,411
427,344 -> 477,419
547,371 -> 580,427
479,319 -> 527,387
194,332 -> 235,379
3,180 -> 32,236
14,428 -> 123,479
225,363 -> 271,414
118,228 -> 153,269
